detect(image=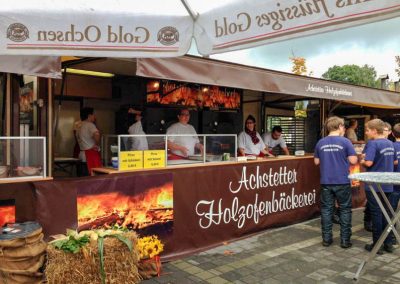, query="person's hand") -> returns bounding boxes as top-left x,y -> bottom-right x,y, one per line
197,144 -> 204,155
92,145 -> 100,152
180,146 -> 189,157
